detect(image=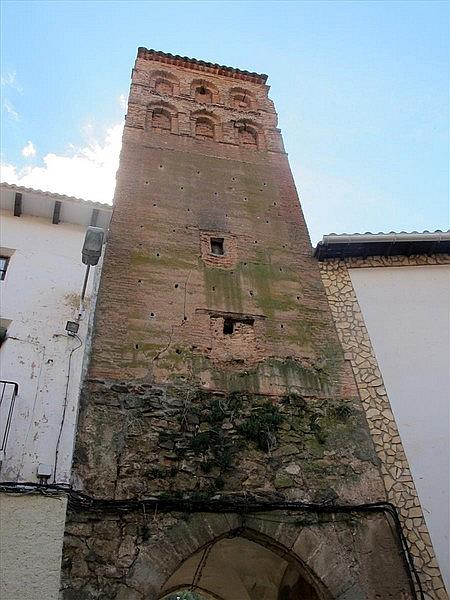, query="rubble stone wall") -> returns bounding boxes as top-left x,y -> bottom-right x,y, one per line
73,379 -> 384,502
